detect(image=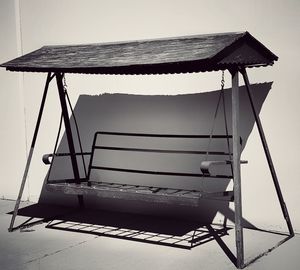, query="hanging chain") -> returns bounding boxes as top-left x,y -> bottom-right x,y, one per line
201,71 -> 225,189
221,70 -> 225,90
63,74 -> 68,93
220,71 -> 233,174
61,74 -> 88,178
205,71 -> 224,157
